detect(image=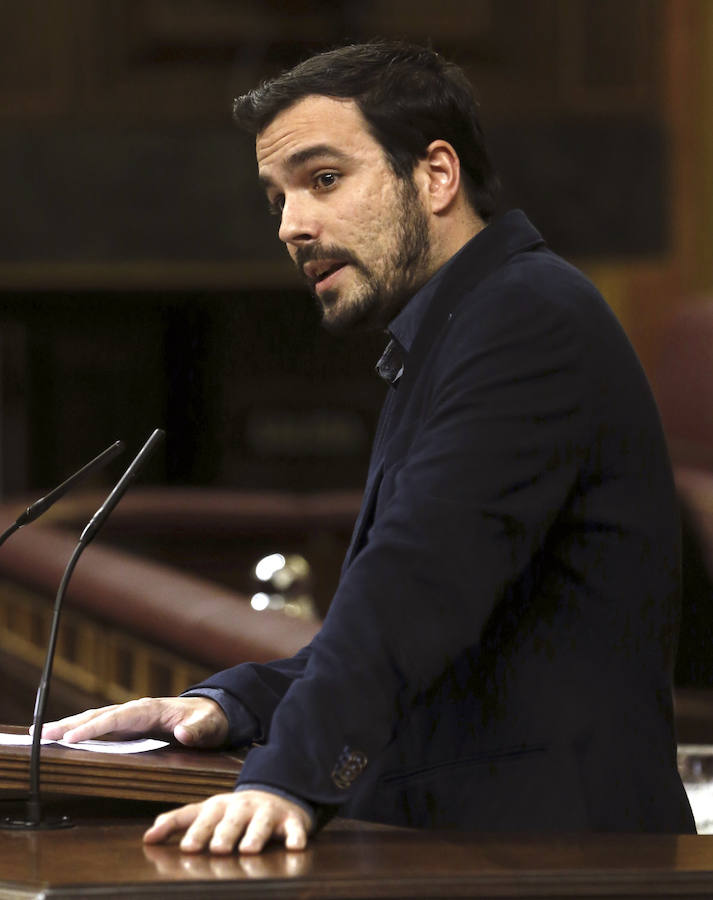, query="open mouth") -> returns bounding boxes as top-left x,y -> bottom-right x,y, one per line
315,262 -> 346,285
300,252 -> 355,293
